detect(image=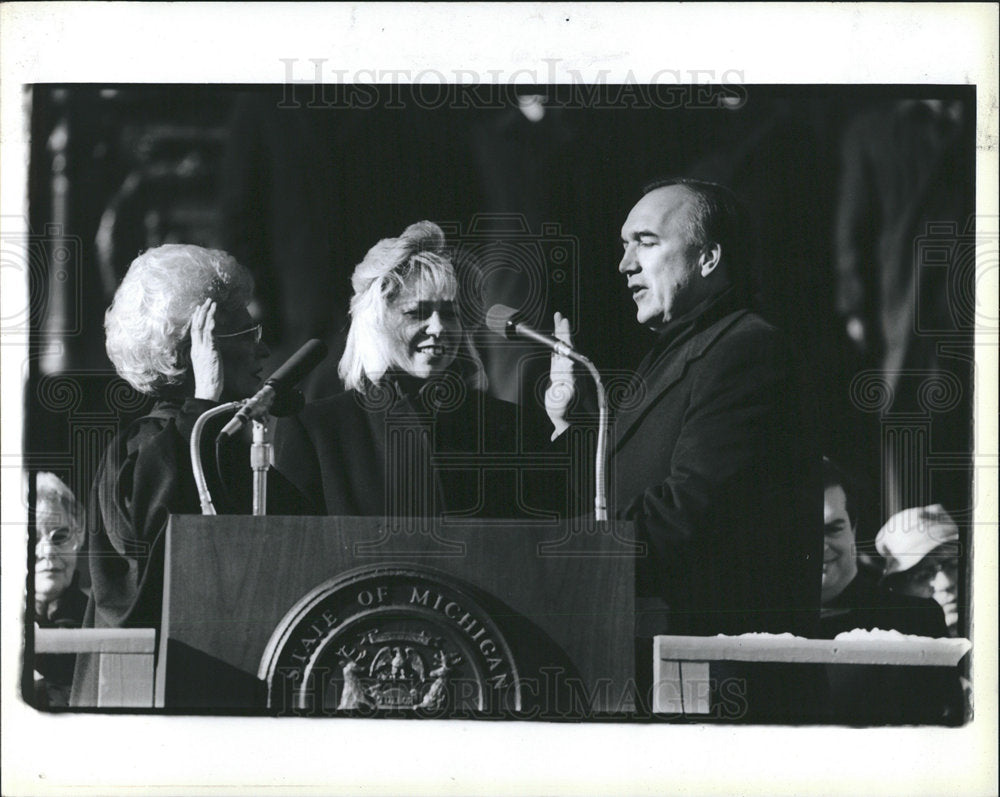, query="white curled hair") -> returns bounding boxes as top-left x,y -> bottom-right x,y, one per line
36,471 -> 83,537
105,244 -> 254,395
338,221 -> 486,394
